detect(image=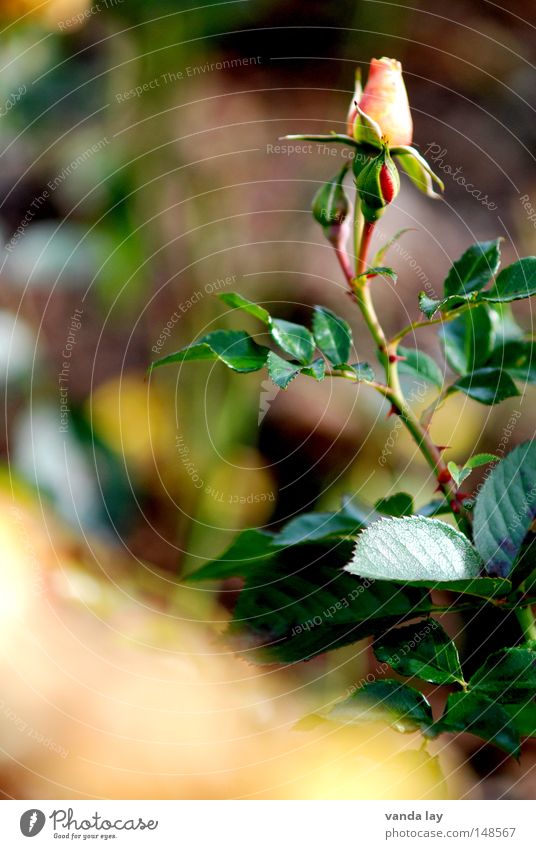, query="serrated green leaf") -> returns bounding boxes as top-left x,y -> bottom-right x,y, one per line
217,291 -> 271,324
454,367 -> 520,405
276,511 -> 365,546
312,306 -> 352,366
489,339 -> 536,384
374,620 -> 464,685
150,330 -> 269,373
437,691 -> 520,757
329,680 -> 434,733
503,702 -> 536,737
418,291 -> 474,319
270,318 -> 315,364
464,453 -> 499,470
267,351 -> 302,389
443,239 -> 501,297
474,440 -> 536,577
482,257 -> 536,303
359,266 -> 397,283
228,543 -> 434,663
469,648 -> 536,702
267,352 -> 326,389
301,357 -> 326,381
398,346 -> 444,388
375,492 -> 414,518
349,362 -> 375,381
346,517 -> 483,583
442,305 -> 495,375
